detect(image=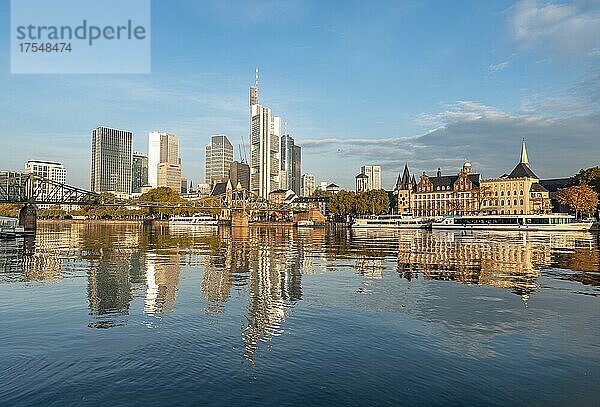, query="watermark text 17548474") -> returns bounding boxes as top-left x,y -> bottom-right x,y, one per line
11,1 -> 151,74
